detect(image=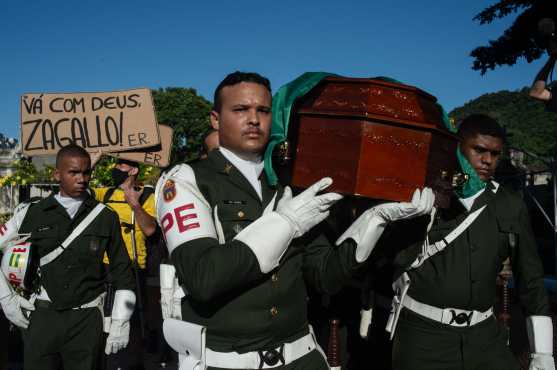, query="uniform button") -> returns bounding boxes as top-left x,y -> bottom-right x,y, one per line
64,284 -> 69,289
270,307 -> 278,316
271,273 -> 278,283
237,211 -> 245,218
